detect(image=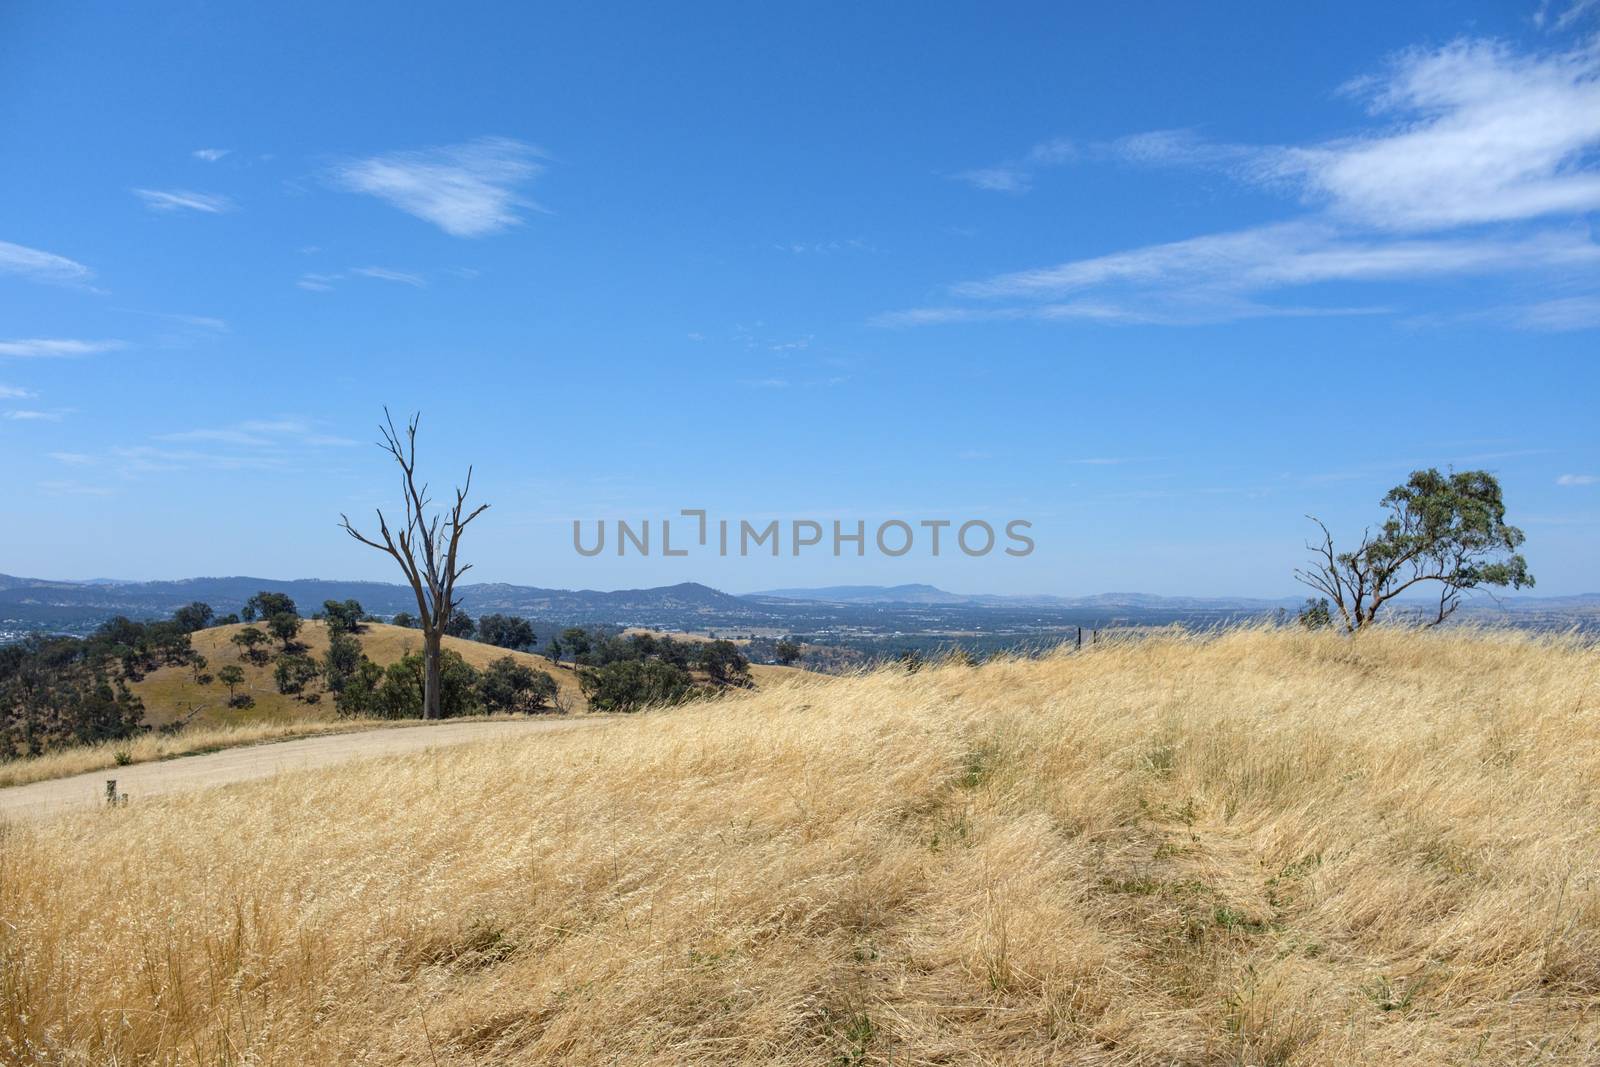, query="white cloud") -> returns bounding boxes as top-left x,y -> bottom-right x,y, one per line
0,384 -> 34,399
192,148 -> 230,162
351,266 -> 426,287
157,417 -> 357,450
297,272 -> 342,291
48,451 -> 95,465
0,338 -> 125,358
0,240 -> 93,286
1506,294 -> 1600,330
1271,39 -> 1600,230
895,38 -> 1600,329
954,138 -> 1074,194
4,410 -> 63,421
133,188 -> 235,213
332,137 -> 545,237
1557,473 -> 1598,485
952,223 -> 1599,300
